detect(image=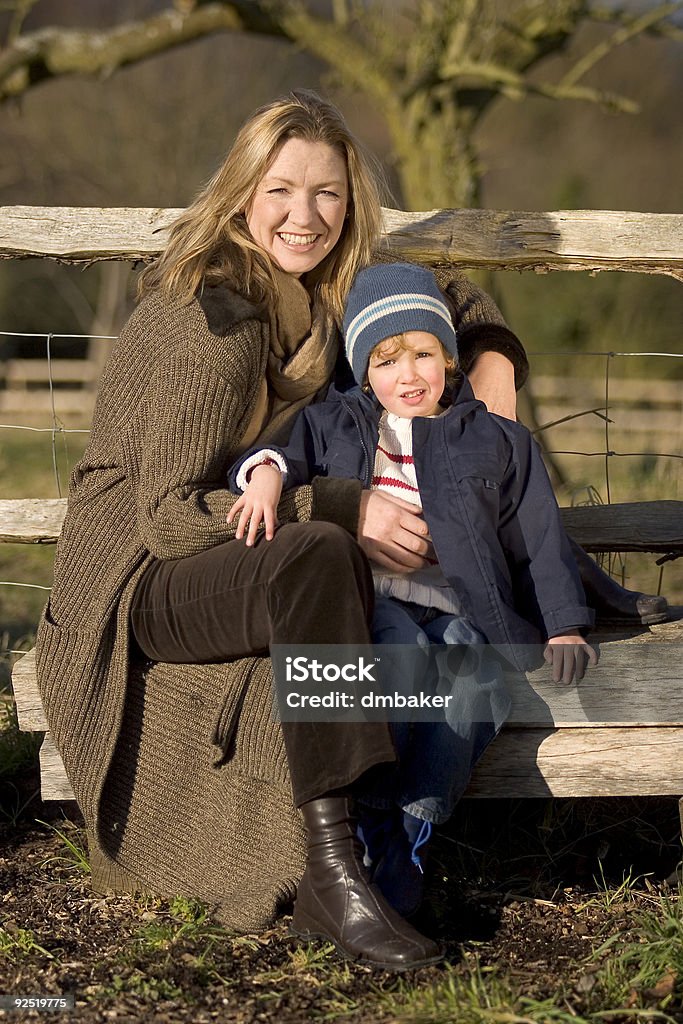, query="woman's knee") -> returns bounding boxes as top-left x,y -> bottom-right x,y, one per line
271,522 -> 373,611
276,521 -> 368,579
